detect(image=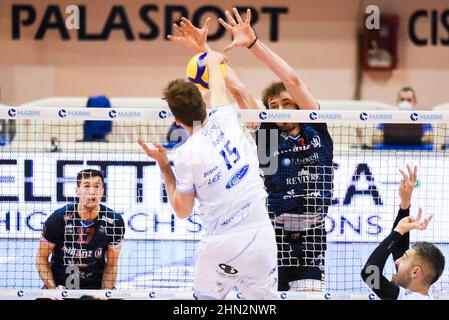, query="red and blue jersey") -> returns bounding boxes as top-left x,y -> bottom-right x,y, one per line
42,203 -> 125,289
256,122 -> 334,218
